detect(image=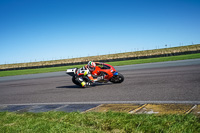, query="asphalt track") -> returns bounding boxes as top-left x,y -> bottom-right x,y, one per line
0,59 -> 200,113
